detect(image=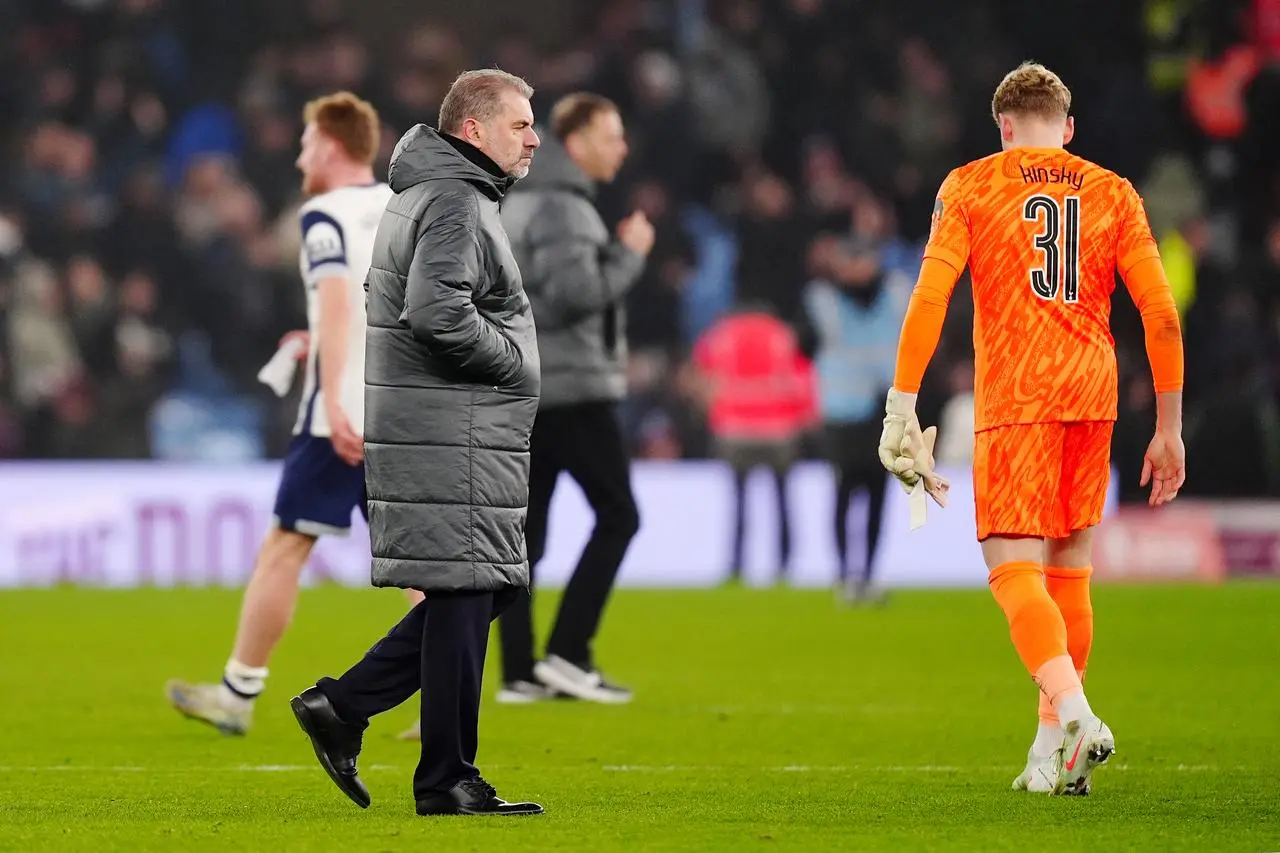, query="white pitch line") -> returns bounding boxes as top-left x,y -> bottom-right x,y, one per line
0,763 -> 1228,774
698,705 -> 923,716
